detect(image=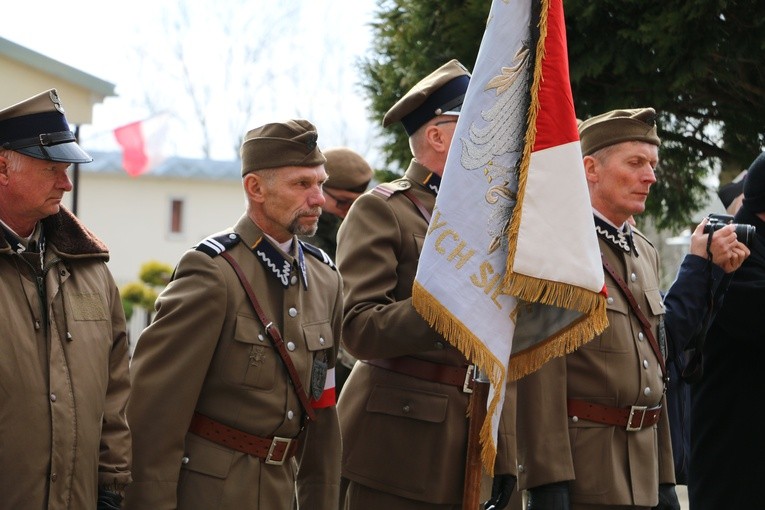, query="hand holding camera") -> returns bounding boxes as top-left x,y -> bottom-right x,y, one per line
689,214 -> 752,273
